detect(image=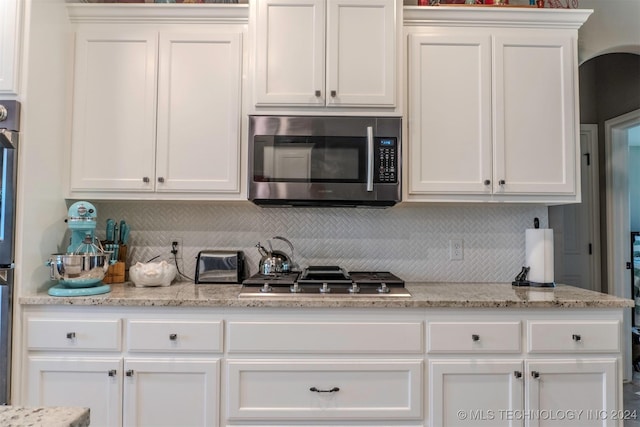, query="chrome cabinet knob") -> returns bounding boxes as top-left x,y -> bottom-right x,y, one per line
315,90 -> 321,97
66,332 -> 76,339
158,177 -> 165,183
484,179 -> 491,186
330,90 -> 337,98
126,370 -> 134,377
471,334 -> 480,342
572,334 -> 581,342
108,369 -> 117,377
142,177 -> 150,183
169,333 -> 177,341
499,179 -> 506,185
531,371 -> 540,379
514,371 -> 522,378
